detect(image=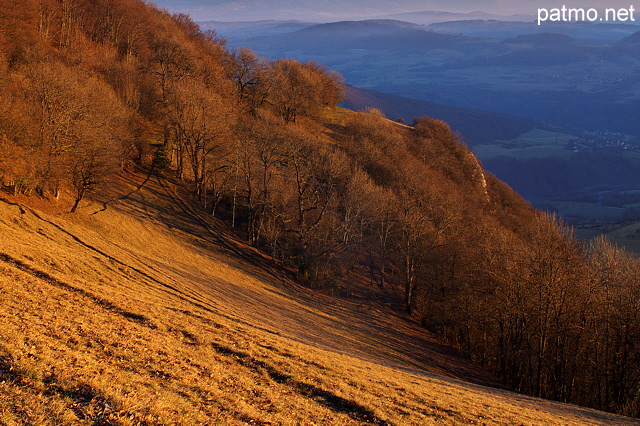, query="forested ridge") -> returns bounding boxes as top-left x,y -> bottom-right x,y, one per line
0,0 -> 639,419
